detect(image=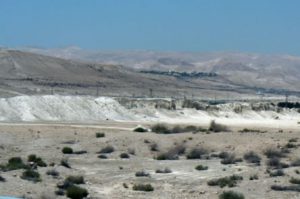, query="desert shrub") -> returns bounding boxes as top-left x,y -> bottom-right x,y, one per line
186,147 -> 209,159
96,132 -> 105,138
291,159 -> 300,167
267,157 -> 289,169
135,170 -> 150,177
285,142 -> 297,149
271,185 -> 300,192
73,150 -> 87,155
0,157 -> 28,171
219,191 -> 245,199
207,175 -> 243,188
221,154 -> 242,165
149,143 -> 159,152
151,124 -> 171,134
156,145 -> 185,160
209,120 -> 229,132
195,165 -> 208,170
290,177 -> 300,184
99,145 -> 114,153
120,153 -> 130,159
155,168 -> 172,174
133,126 -> 148,133
66,176 -> 85,184
264,148 -> 285,159
239,128 -> 260,133
98,154 -> 108,159
46,169 -> 59,177
27,154 -> 47,167
61,159 -> 71,168
269,169 -> 285,177
243,151 -> 261,165
0,175 -> 5,182
21,169 -> 41,182
132,184 -> 154,192
289,138 -> 298,143
249,174 -> 258,180
62,147 -> 73,154
218,152 -> 230,159
66,185 -> 88,199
